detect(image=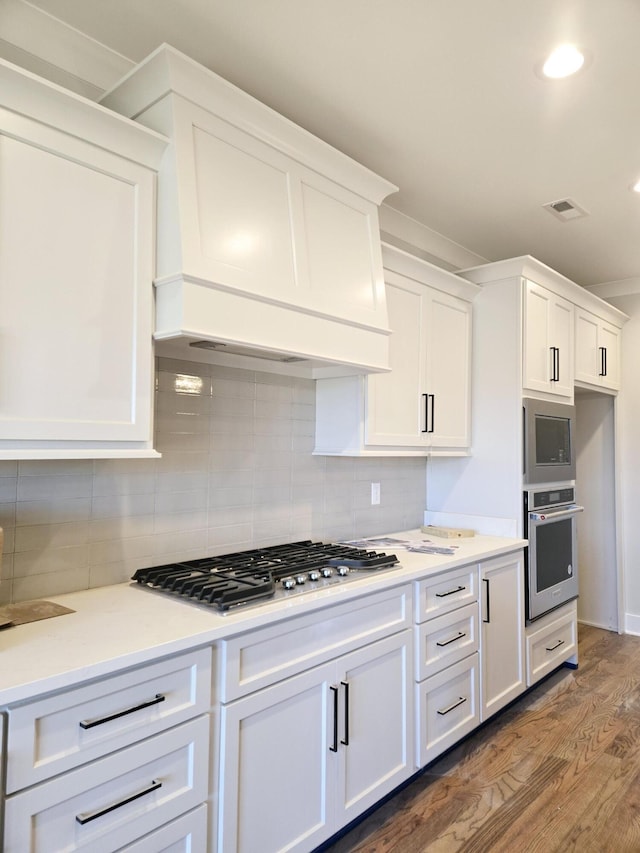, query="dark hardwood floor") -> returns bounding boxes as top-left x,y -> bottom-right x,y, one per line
323,625 -> 640,852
